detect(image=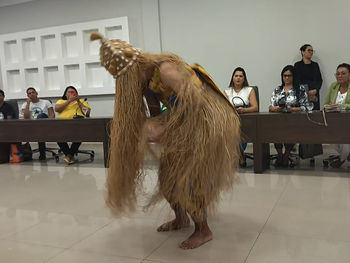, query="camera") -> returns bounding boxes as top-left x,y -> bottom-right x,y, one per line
278,97 -> 291,113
